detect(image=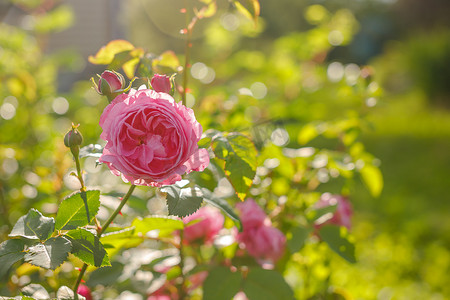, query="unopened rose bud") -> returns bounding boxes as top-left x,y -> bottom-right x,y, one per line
92,70 -> 126,101
77,284 -> 93,300
64,124 -> 83,157
150,74 -> 173,94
